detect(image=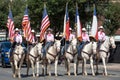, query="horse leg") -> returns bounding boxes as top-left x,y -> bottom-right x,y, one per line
96,54 -> 100,75
102,57 -> 108,76
18,54 -> 25,78
74,61 -> 77,76
36,60 -> 39,77
76,60 -> 79,74
82,58 -> 87,76
48,60 -> 51,76
14,60 -> 18,78
67,59 -> 70,76
45,64 -> 48,75
41,64 -> 44,76
31,60 -> 35,77
10,62 -> 15,78
26,59 -> 30,76
90,56 -> 95,76
55,58 -> 58,76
